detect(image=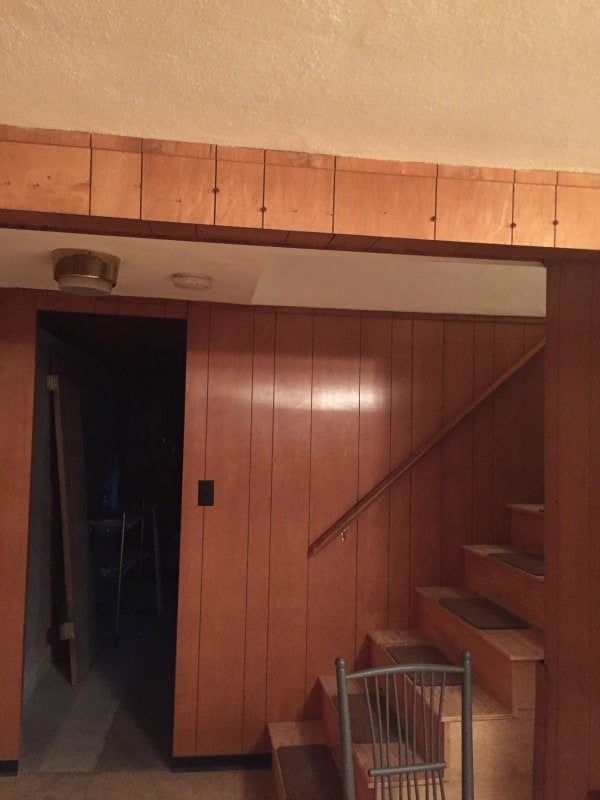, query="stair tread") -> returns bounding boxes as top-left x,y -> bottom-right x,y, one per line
318,674 -> 437,791
464,545 -> 544,580
268,720 -> 343,800
368,630 -> 512,720
506,503 -> 544,515
416,587 -> 544,662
